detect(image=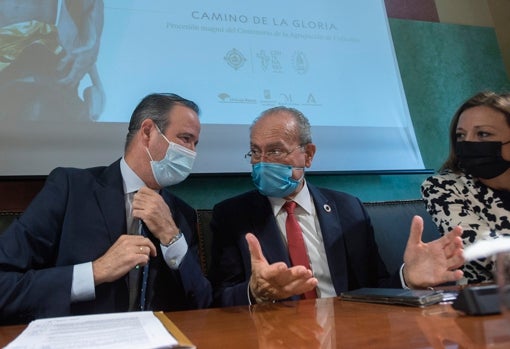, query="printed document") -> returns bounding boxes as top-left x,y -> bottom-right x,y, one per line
5,311 -> 179,349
